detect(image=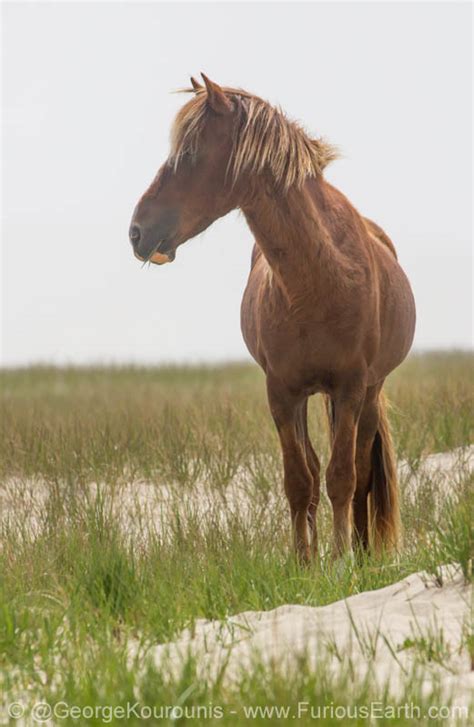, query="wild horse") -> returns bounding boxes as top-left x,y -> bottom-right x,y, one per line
130,74 -> 416,563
